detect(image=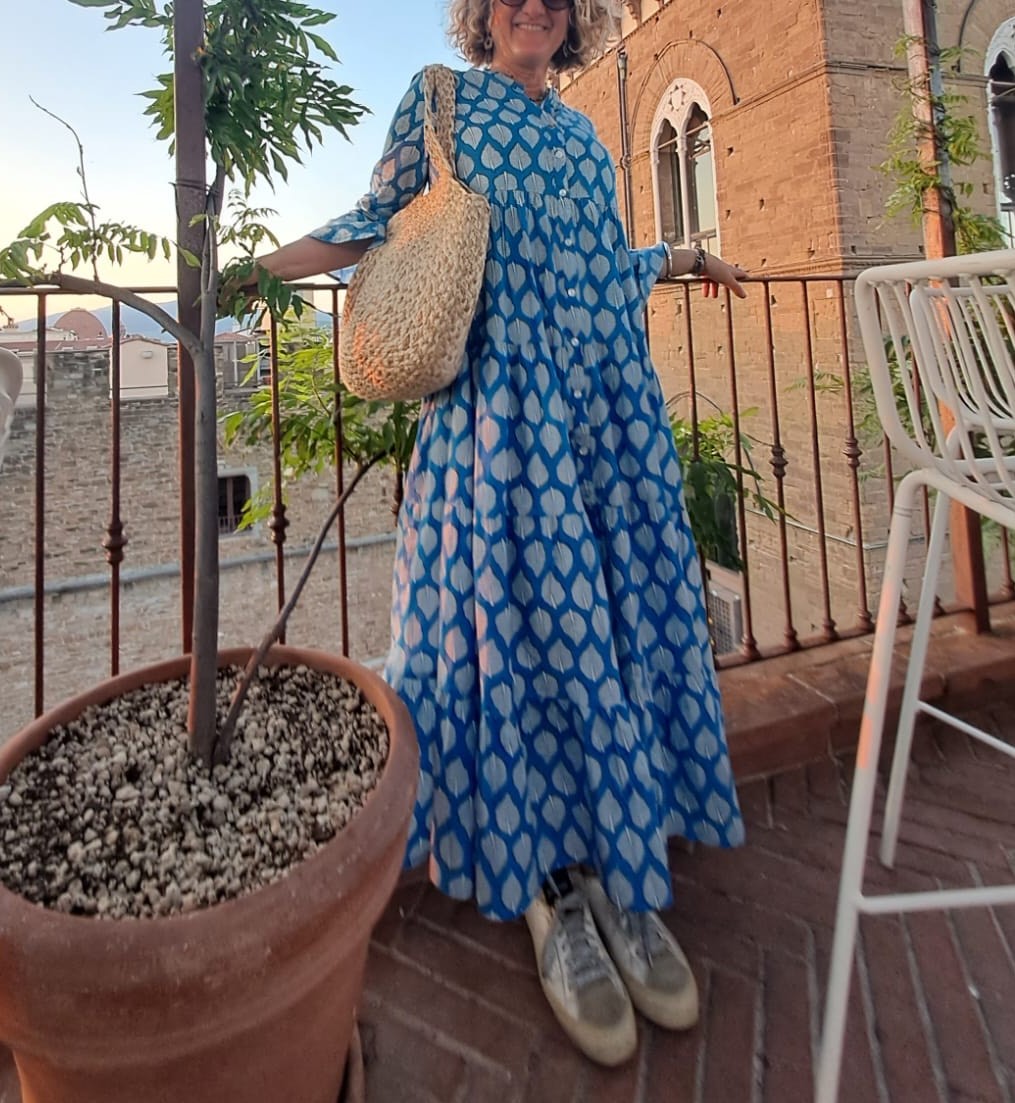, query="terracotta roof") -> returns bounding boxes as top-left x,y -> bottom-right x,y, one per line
53,309 -> 107,340
0,339 -> 110,353
215,331 -> 259,344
